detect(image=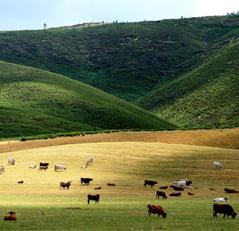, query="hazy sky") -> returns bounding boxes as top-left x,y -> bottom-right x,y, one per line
0,0 -> 238,30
